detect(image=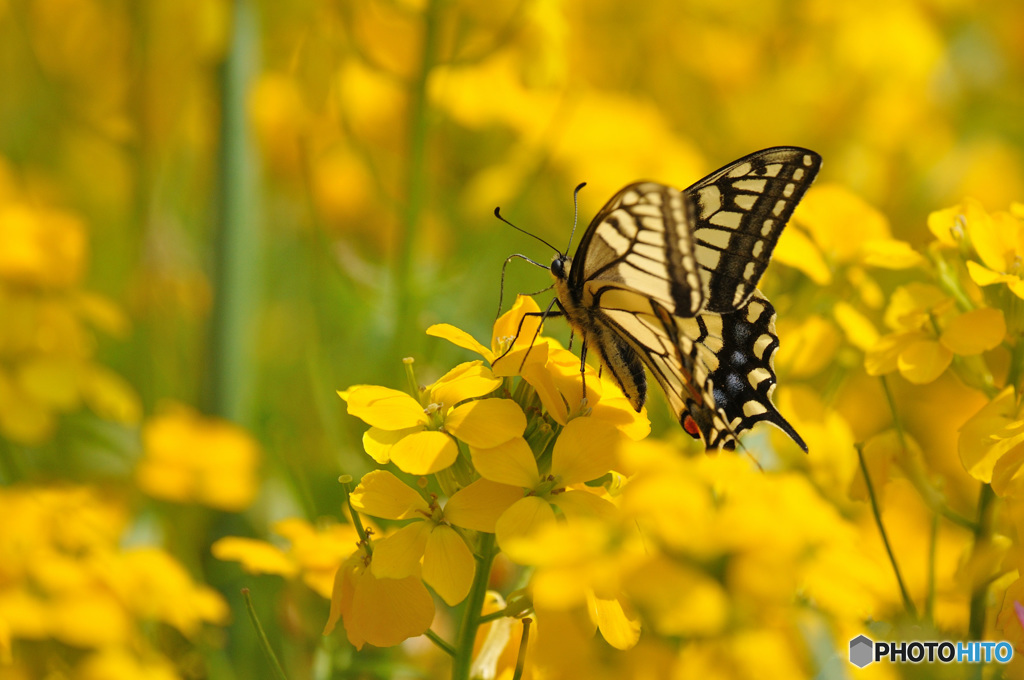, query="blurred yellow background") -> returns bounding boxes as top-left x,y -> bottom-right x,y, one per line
3,0 -> 1024,678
